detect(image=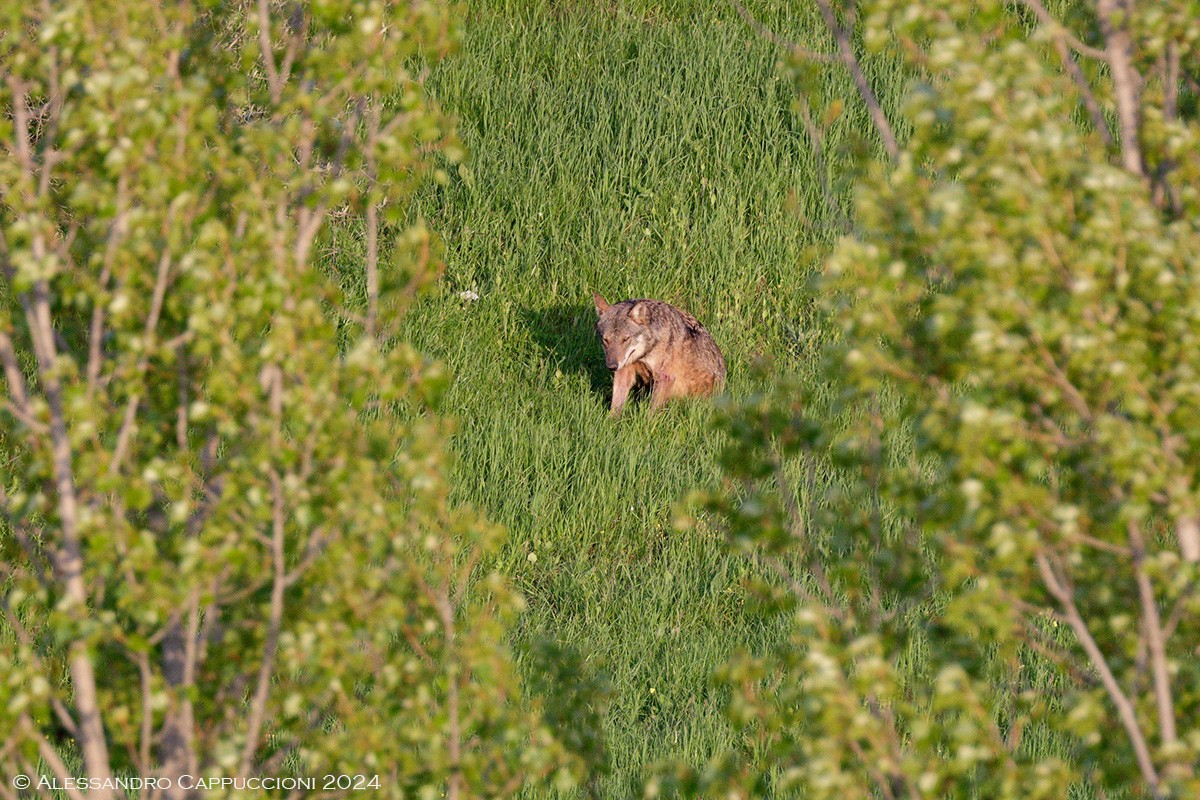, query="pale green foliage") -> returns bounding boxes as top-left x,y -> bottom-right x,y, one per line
676,1 -> 1200,798
0,1 -> 573,797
